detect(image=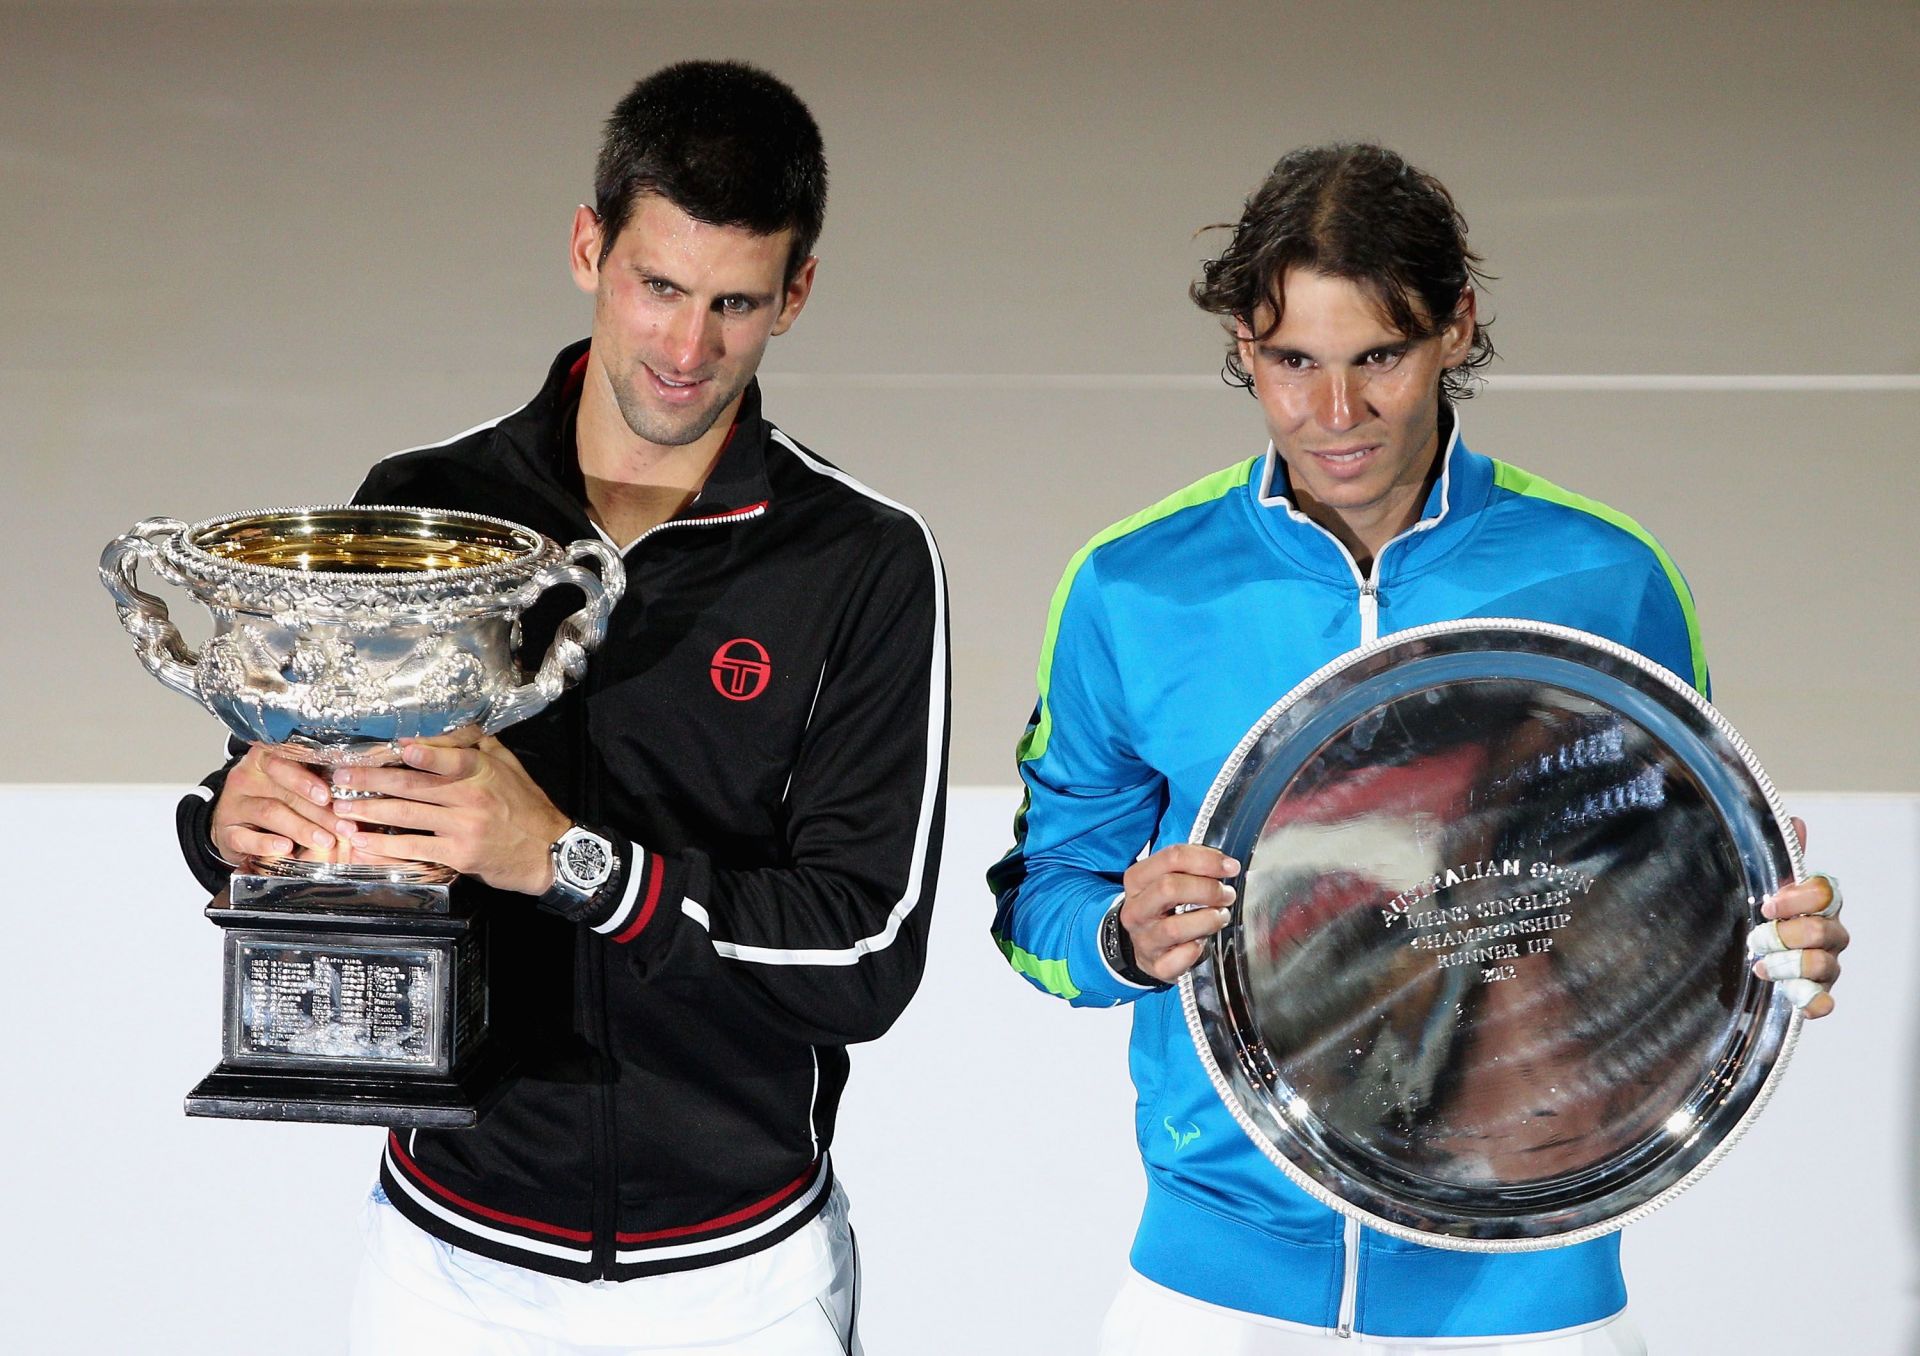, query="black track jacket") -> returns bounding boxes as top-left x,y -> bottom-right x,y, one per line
177,341 -> 950,1279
